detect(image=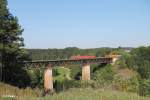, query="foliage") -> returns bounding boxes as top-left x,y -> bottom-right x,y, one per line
69,65 -> 81,80
53,67 -> 71,82
113,72 -> 140,93
53,67 -> 81,92
53,66 -> 95,92
92,62 -> 140,93
54,80 -> 80,92
0,0 -> 30,87
127,47 -> 150,79
112,47 -> 150,95
139,79 -> 150,97
112,48 -> 131,68
28,47 -> 113,60
27,68 -> 44,88
92,64 -> 115,88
